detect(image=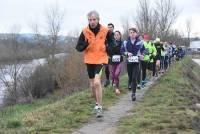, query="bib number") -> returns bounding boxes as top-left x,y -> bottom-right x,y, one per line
128,56 -> 139,63
112,55 -> 121,63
